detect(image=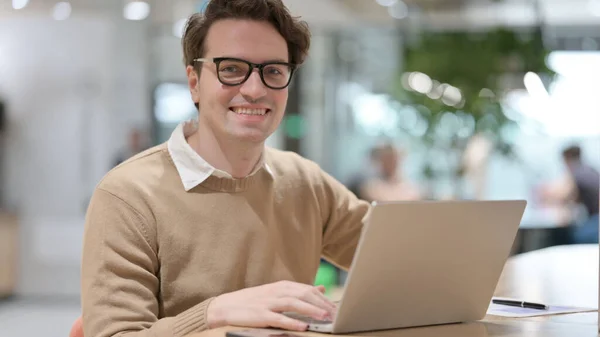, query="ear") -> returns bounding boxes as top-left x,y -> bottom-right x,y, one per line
186,65 -> 200,106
